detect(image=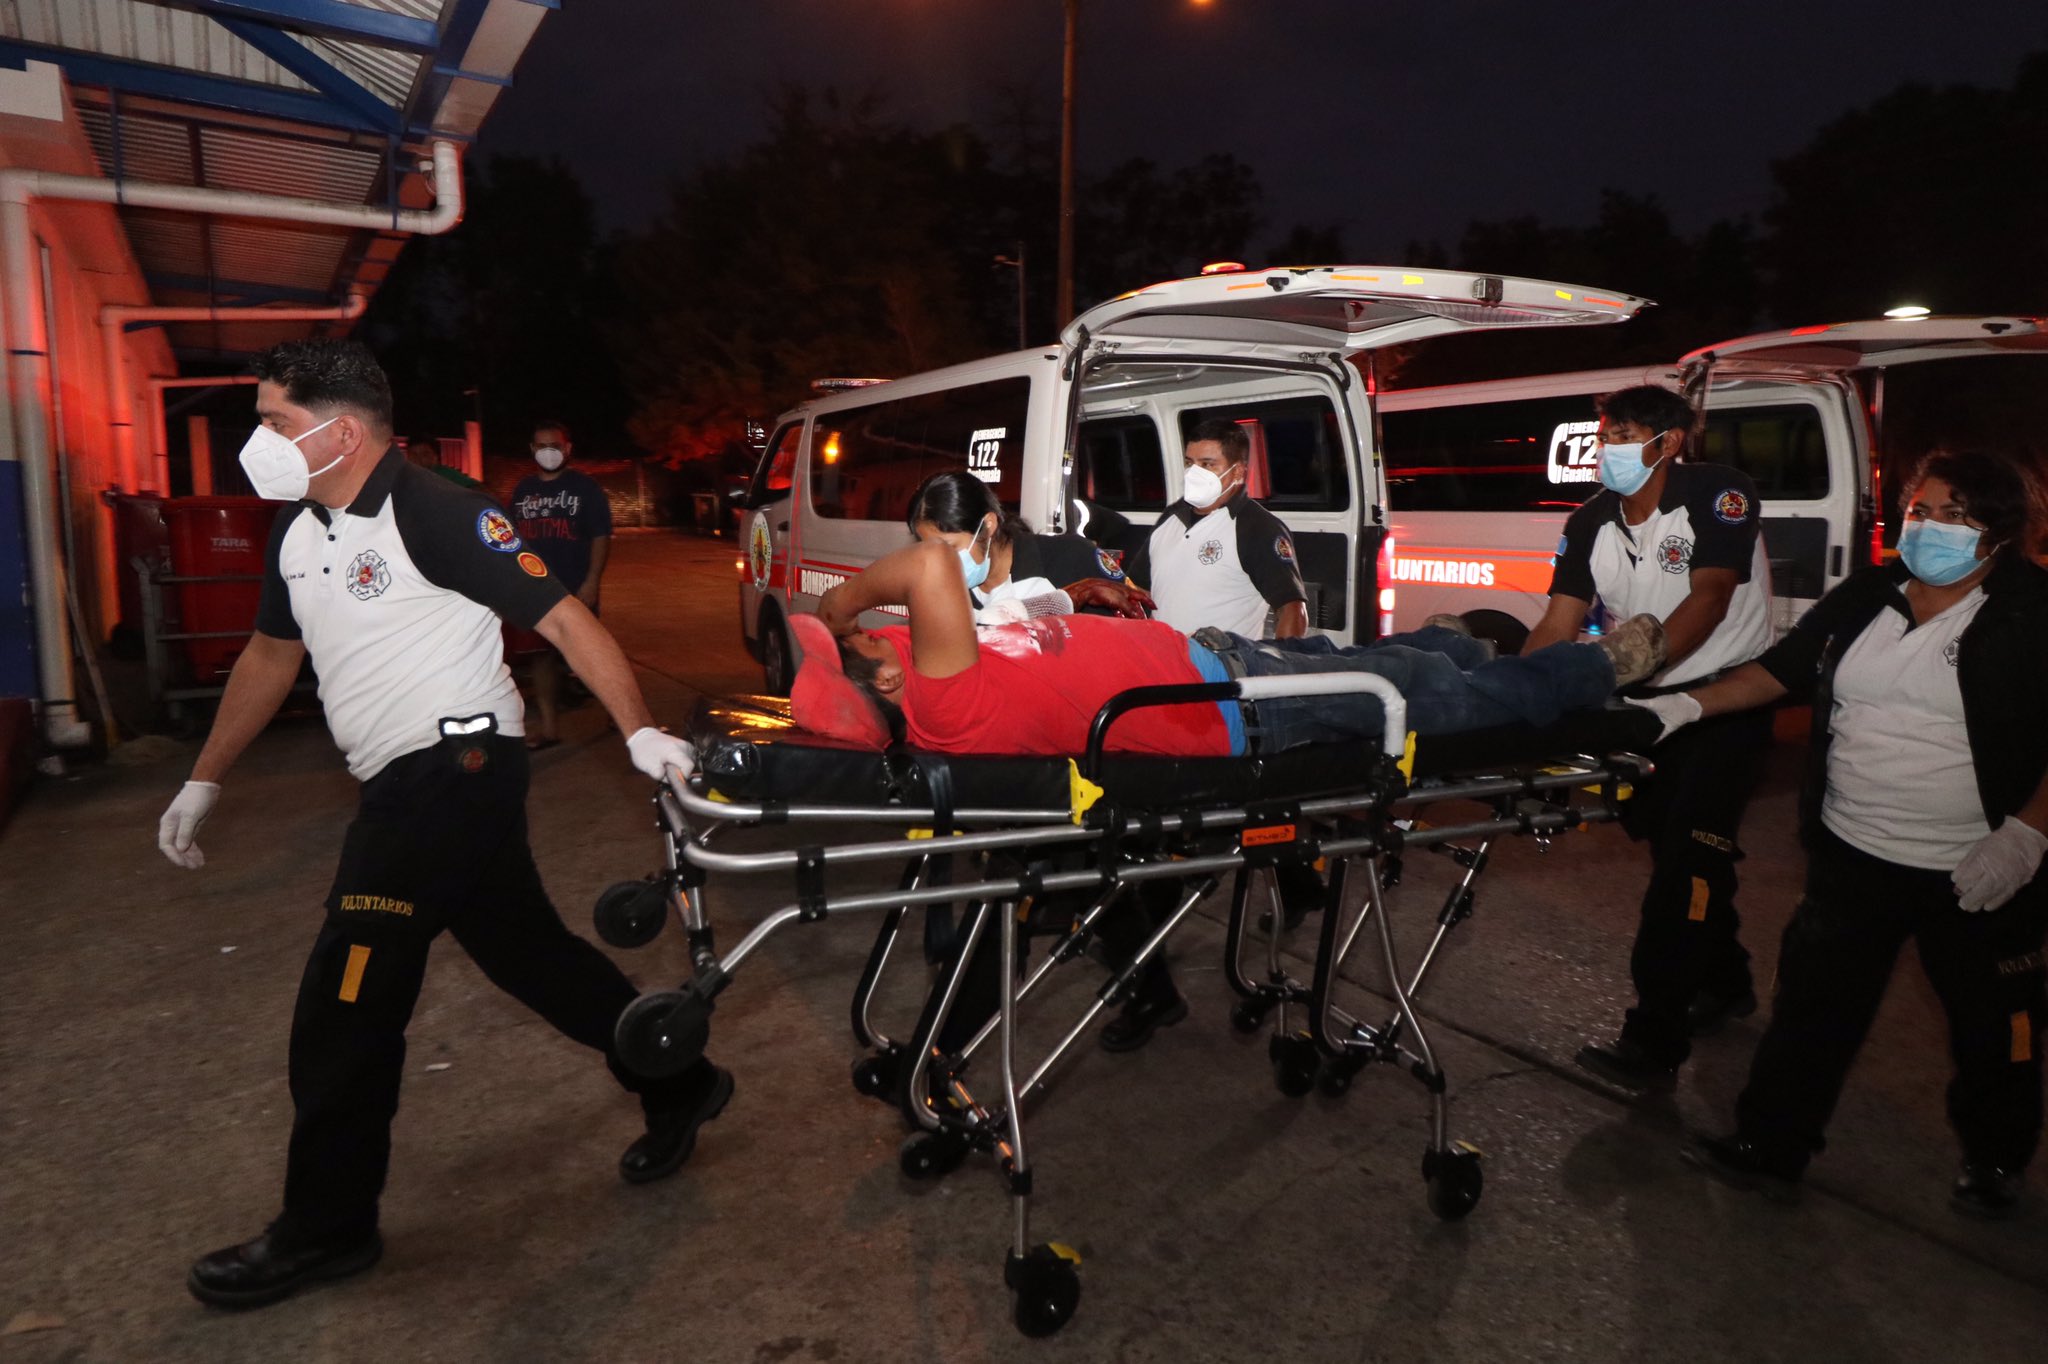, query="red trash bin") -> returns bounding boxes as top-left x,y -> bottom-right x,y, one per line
163,497 -> 274,682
